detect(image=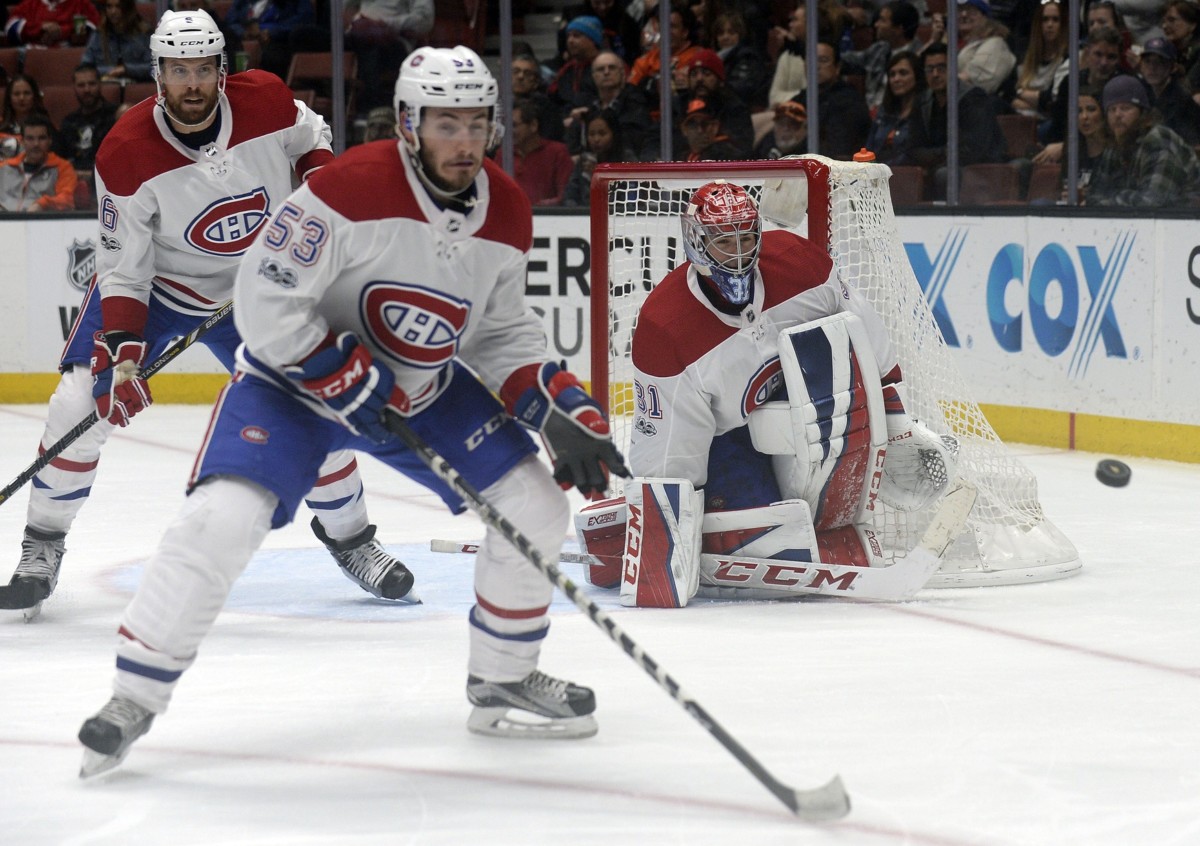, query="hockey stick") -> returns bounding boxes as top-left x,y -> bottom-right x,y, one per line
430,483 -> 977,602
0,300 -> 235,508
385,411 -> 850,821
